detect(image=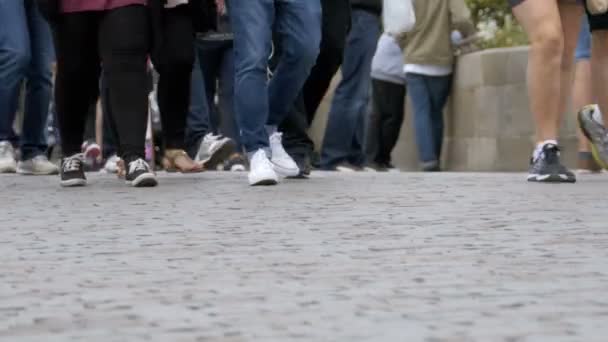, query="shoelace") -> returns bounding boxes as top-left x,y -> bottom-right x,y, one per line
63,154 -> 83,172
128,159 -> 149,173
